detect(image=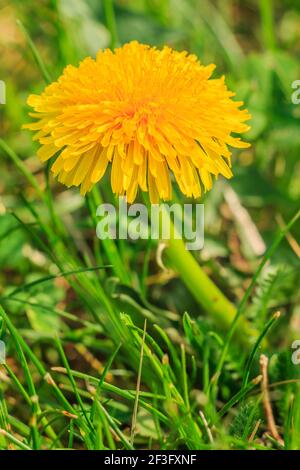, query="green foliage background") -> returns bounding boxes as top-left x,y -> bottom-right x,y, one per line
0,0 -> 299,450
